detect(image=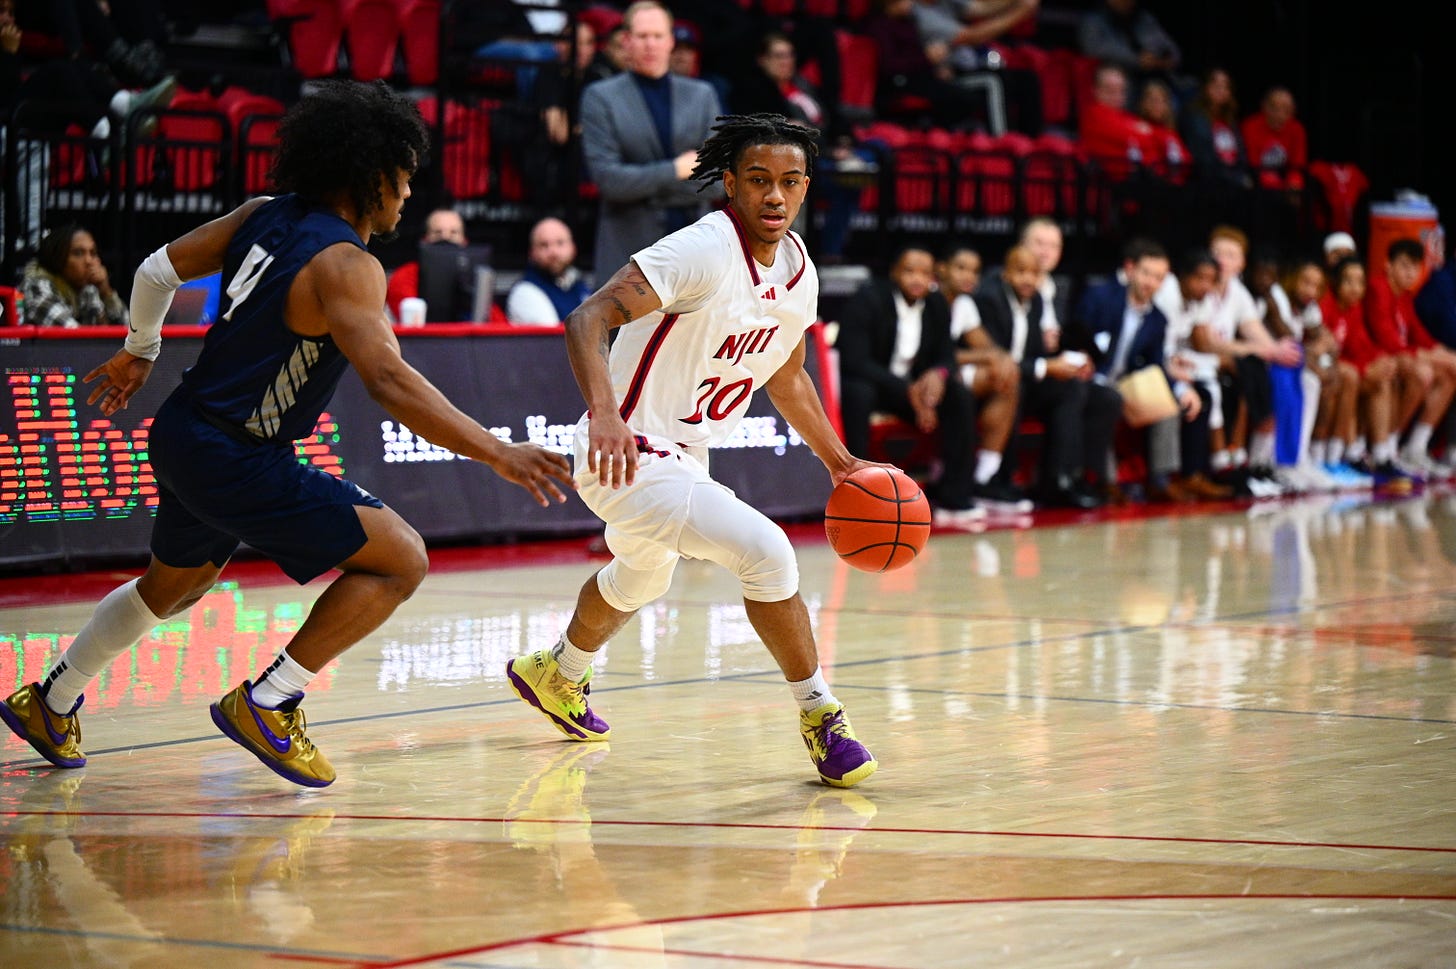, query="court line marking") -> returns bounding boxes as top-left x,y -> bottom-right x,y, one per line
4,809 -> 1453,855
339,893 -> 1456,969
